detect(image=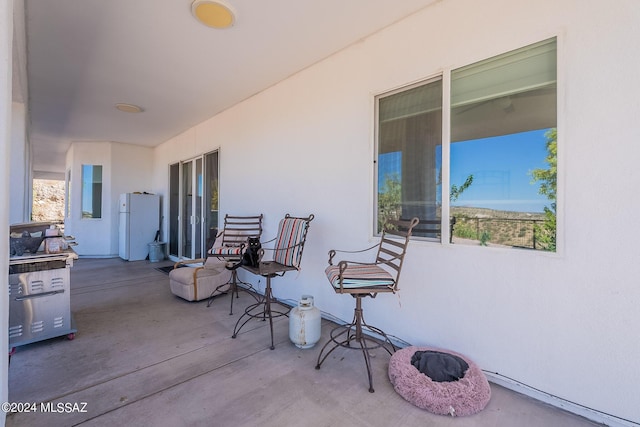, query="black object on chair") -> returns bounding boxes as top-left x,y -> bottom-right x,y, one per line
232,214 -> 314,350
315,217 -> 419,392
